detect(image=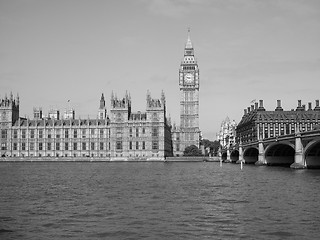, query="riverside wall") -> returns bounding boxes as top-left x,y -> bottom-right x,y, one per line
1,156 -> 220,162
